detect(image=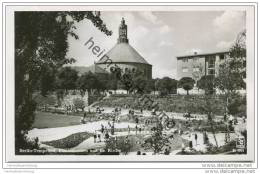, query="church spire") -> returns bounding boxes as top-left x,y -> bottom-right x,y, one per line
117,18 -> 129,44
